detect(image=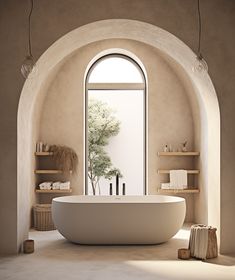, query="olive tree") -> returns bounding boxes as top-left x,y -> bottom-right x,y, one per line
88,98 -> 121,195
